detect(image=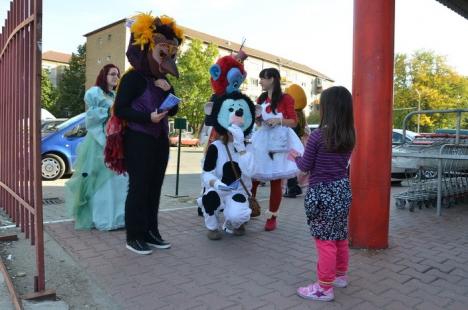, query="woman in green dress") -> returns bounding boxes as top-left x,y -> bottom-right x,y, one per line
65,64 -> 128,230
